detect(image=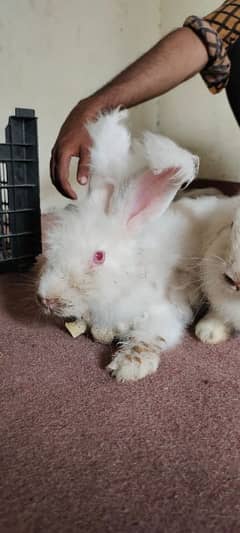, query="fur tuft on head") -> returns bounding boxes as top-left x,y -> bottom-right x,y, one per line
143,132 -> 199,187
87,108 -> 131,184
